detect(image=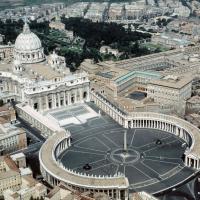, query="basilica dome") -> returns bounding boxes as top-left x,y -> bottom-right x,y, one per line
14,22 -> 45,64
